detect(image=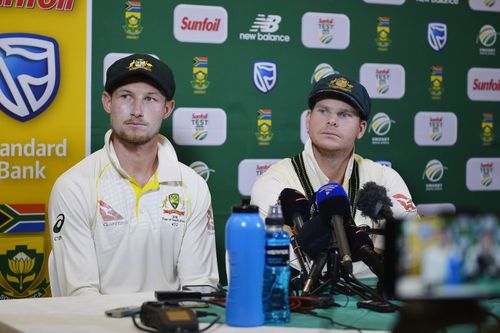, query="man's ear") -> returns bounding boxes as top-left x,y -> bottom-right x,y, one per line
305,110 -> 312,133
102,91 -> 112,114
163,99 -> 175,119
357,119 -> 368,139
